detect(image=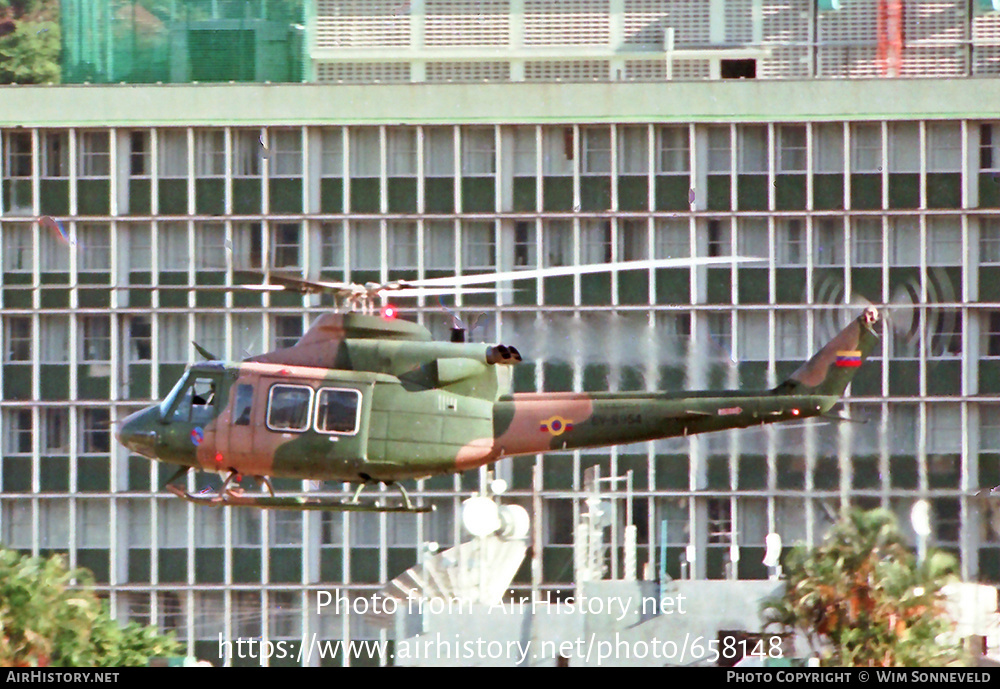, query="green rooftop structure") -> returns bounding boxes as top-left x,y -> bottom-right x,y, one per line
60,0 -> 307,84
